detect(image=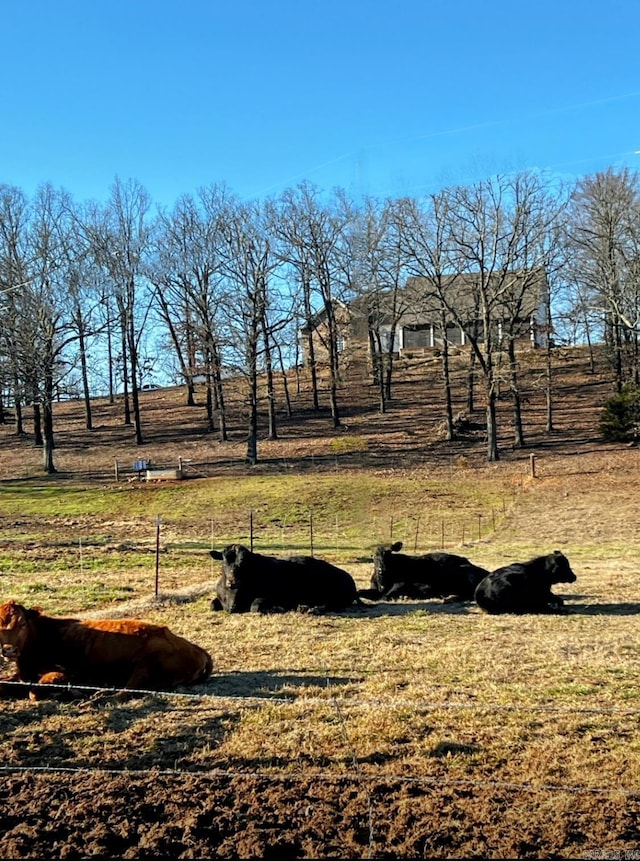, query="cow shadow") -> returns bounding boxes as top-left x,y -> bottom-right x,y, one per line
208,670 -> 358,699
567,601 -> 640,616
356,599 -> 474,617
